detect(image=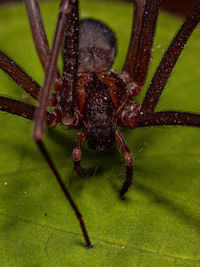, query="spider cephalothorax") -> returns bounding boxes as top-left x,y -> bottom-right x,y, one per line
1,0 -> 200,247
74,71 -> 128,151
82,77 -> 117,151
